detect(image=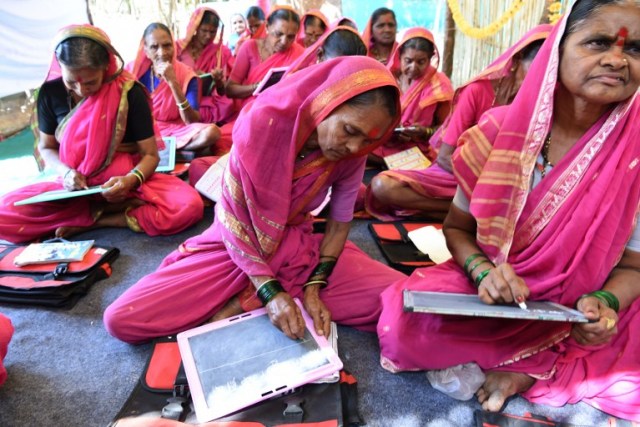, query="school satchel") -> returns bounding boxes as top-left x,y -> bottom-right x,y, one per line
368,221 -> 437,274
113,336 -> 363,427
0,242 -> 119,309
